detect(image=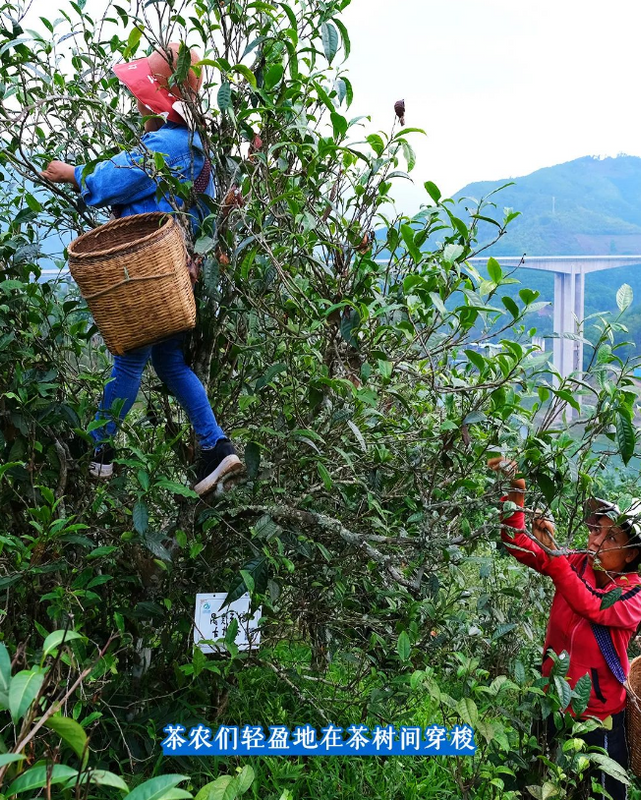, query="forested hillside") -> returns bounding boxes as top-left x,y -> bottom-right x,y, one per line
455,154 -> 641,257
453,156 -> 641,356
